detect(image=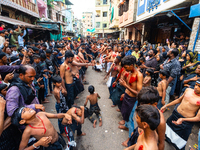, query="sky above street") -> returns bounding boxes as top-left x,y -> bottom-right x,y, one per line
71,0 -> 95,19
